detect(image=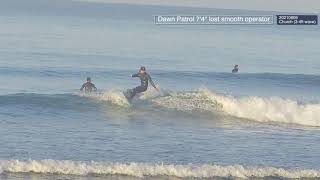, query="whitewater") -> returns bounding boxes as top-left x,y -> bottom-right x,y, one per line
151,89 -> 320,127
1,159 -> 320,179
